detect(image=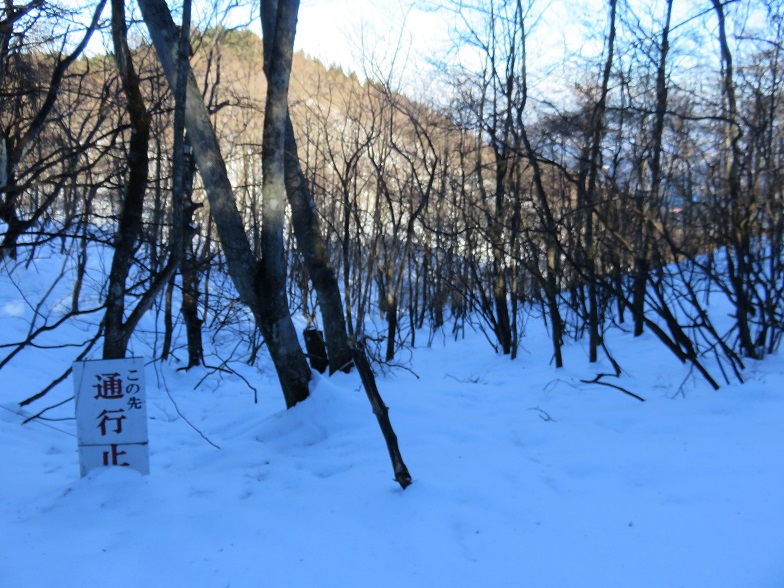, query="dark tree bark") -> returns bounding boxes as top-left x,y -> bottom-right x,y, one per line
179,142 -> 204,369
102,0 -> 151,359
138,0 -> 310,407
711,0 -> 758,359
351,339 -> 412,490
491,152 -> 513,356
260,0 -> 354,374
263,5 -> 410,483
303,328 -> 329,373
101,0 -> 185,361
518,124 -> 564,367
257,0 -> 313,405
631,0 -> 672,338
160,0 -> 198,365
582,0 -> 617,363
170,0 -> 204,369
283,117 -> 354,373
